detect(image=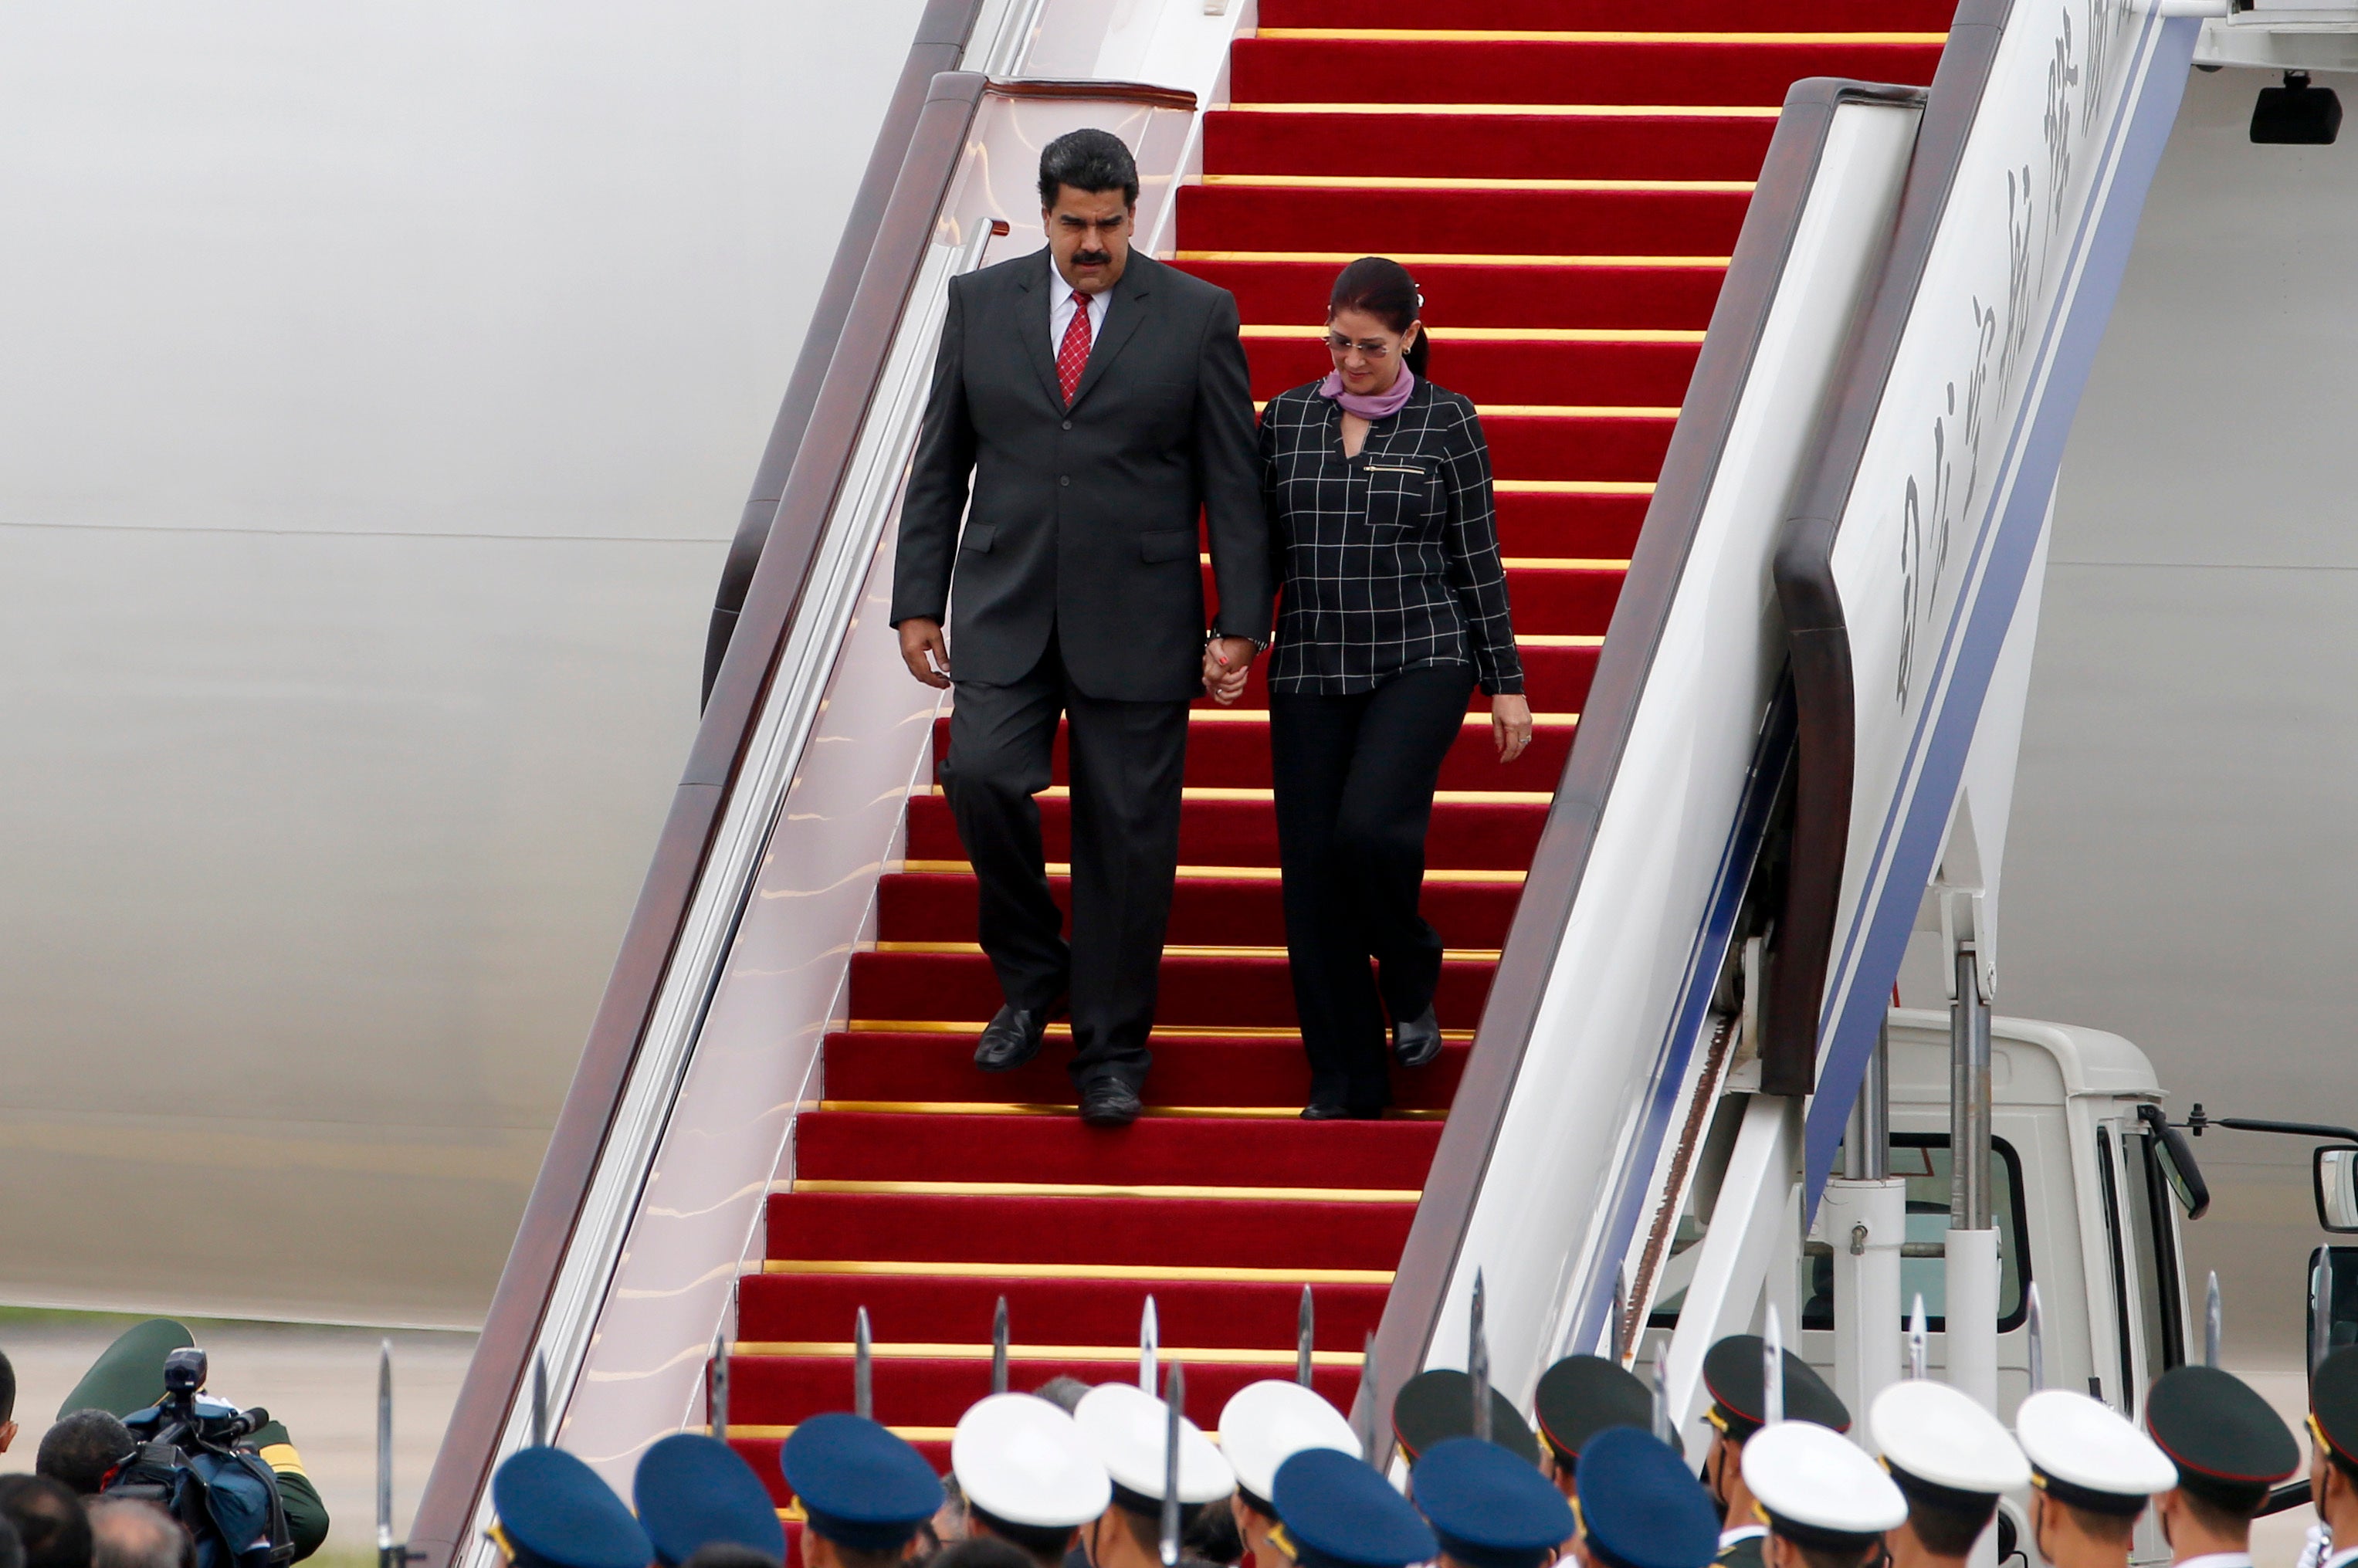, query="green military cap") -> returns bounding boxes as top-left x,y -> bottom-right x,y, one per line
1699,1336 -> 1847,1441
1391,1370 -> 1540,1467
2309,1345 -> 2358,1480
2144,1365 -> 2299,1512
1532,1356 -> 1649,1471
57,1319 -> 194,1420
